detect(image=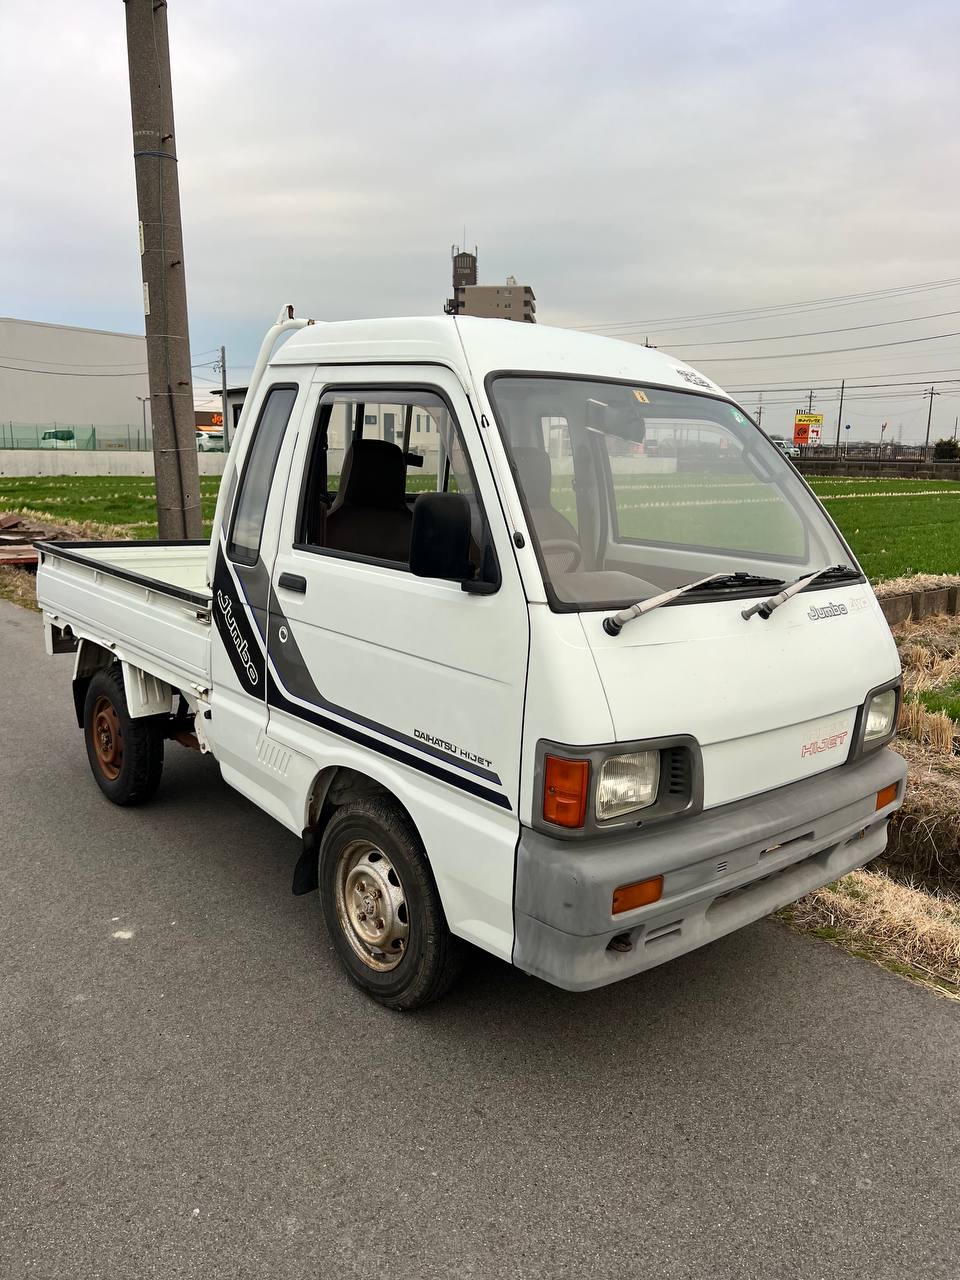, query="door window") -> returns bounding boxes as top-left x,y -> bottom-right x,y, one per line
296,387 -> 497,583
